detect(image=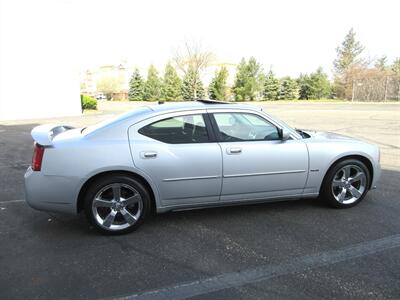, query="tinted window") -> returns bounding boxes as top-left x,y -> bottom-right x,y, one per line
213,112 -> 280,142
139,114 -> 209,144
